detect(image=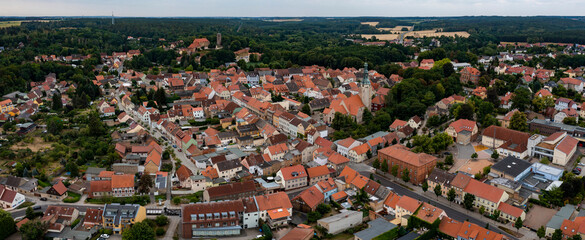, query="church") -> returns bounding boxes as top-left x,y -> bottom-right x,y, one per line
323,62 -> 372,124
